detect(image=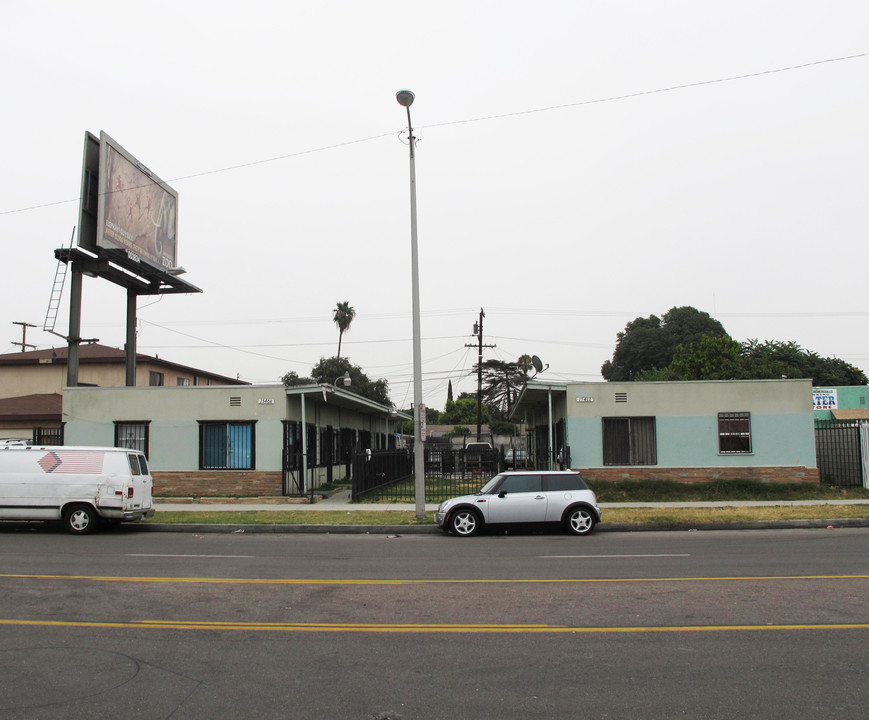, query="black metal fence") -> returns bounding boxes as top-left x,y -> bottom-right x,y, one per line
351,447 -> 506,502
815,420 -> 866,488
